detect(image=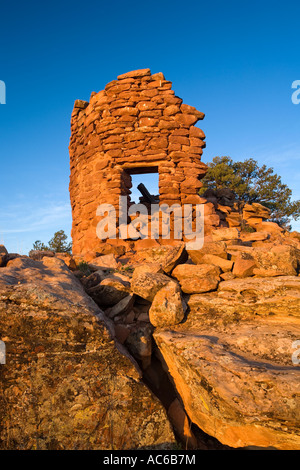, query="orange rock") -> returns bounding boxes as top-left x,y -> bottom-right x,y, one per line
172,263 -> 221,294
117,68 -> 151,80
232,254 -> 256,277
149,281 -> 186,327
